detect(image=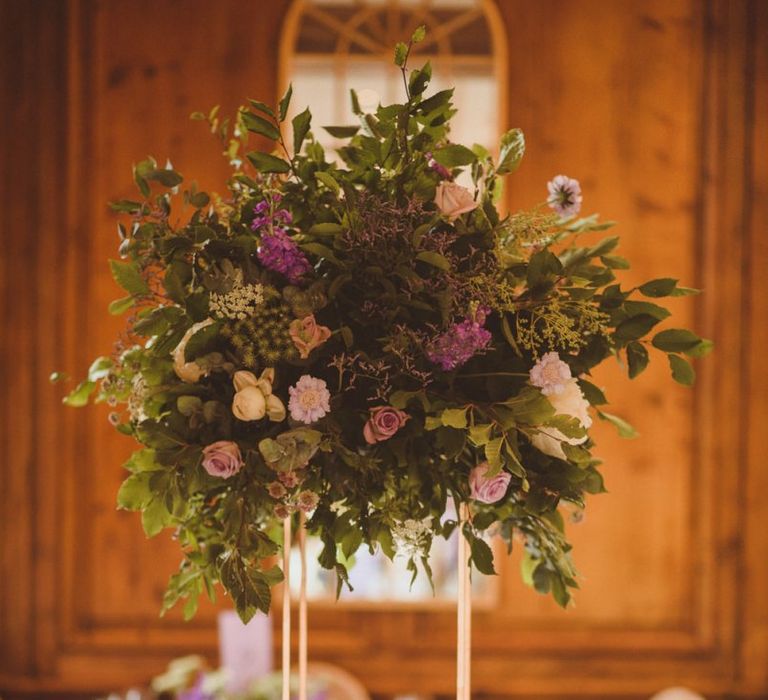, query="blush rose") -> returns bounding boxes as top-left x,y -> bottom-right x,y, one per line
434,181 -> 479,221
202,440 -> 243,479
363,406 -> 409,444
469,461 -> 511,504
